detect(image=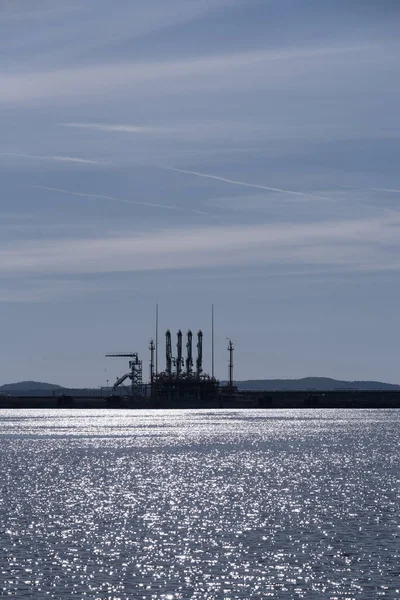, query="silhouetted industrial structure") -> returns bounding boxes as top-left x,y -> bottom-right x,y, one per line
106,353 -> 143,397
104,315 -> 235,405
227,339 -> 234,389
152,329 -> 219,403
6,308 -> 400,410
